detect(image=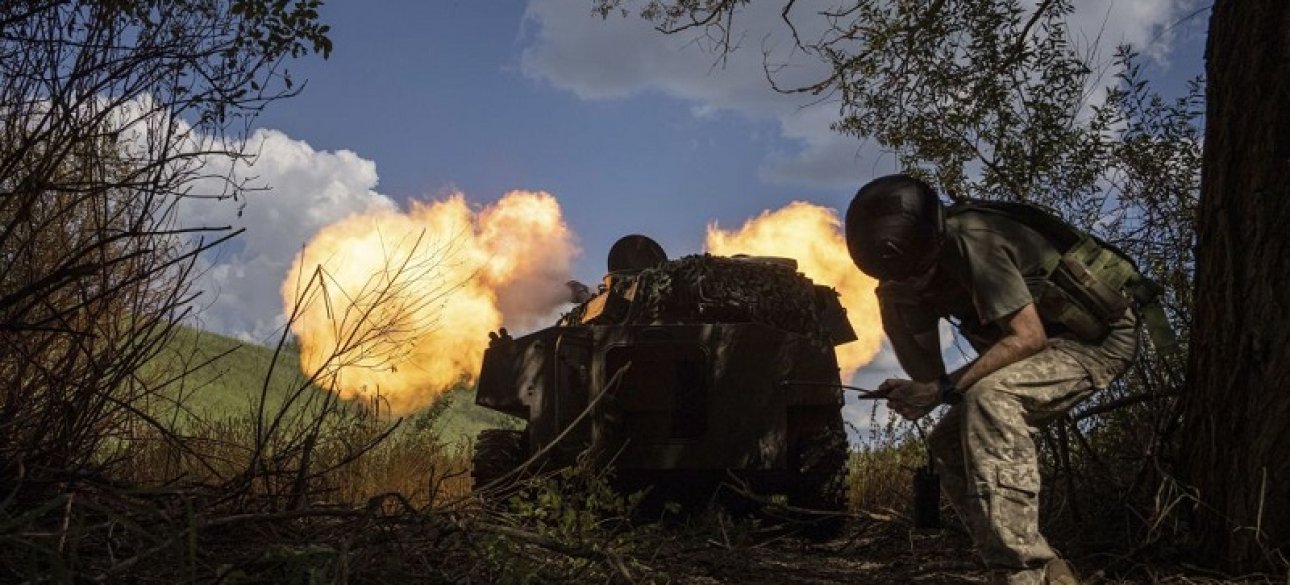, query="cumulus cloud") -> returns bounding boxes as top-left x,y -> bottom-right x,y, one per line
35,96 -> 396,344
522,1 -> 829,109
521,0 -> 1194,190
181,129 -> 397,342
522,0 -> 855,185
1059,0 -> 1192,63
760,106 -> 904,188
